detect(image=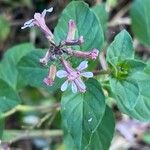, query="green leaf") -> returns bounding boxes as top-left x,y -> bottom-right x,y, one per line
18,51 -> 62,92
110,59 -> 146,110
88,106 -> 115,150
0,43 -> 34,90
55,1 -> 104,50
0,16 -> 10,41
116,71 -> 150,121
110,77 -> 139,109
61,79 -> 106,150
0,79 -> 20,112
0,114 -> 4,139
91,3 -> 108,38
107,30 -> 134,65
130,0 -> 150,46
